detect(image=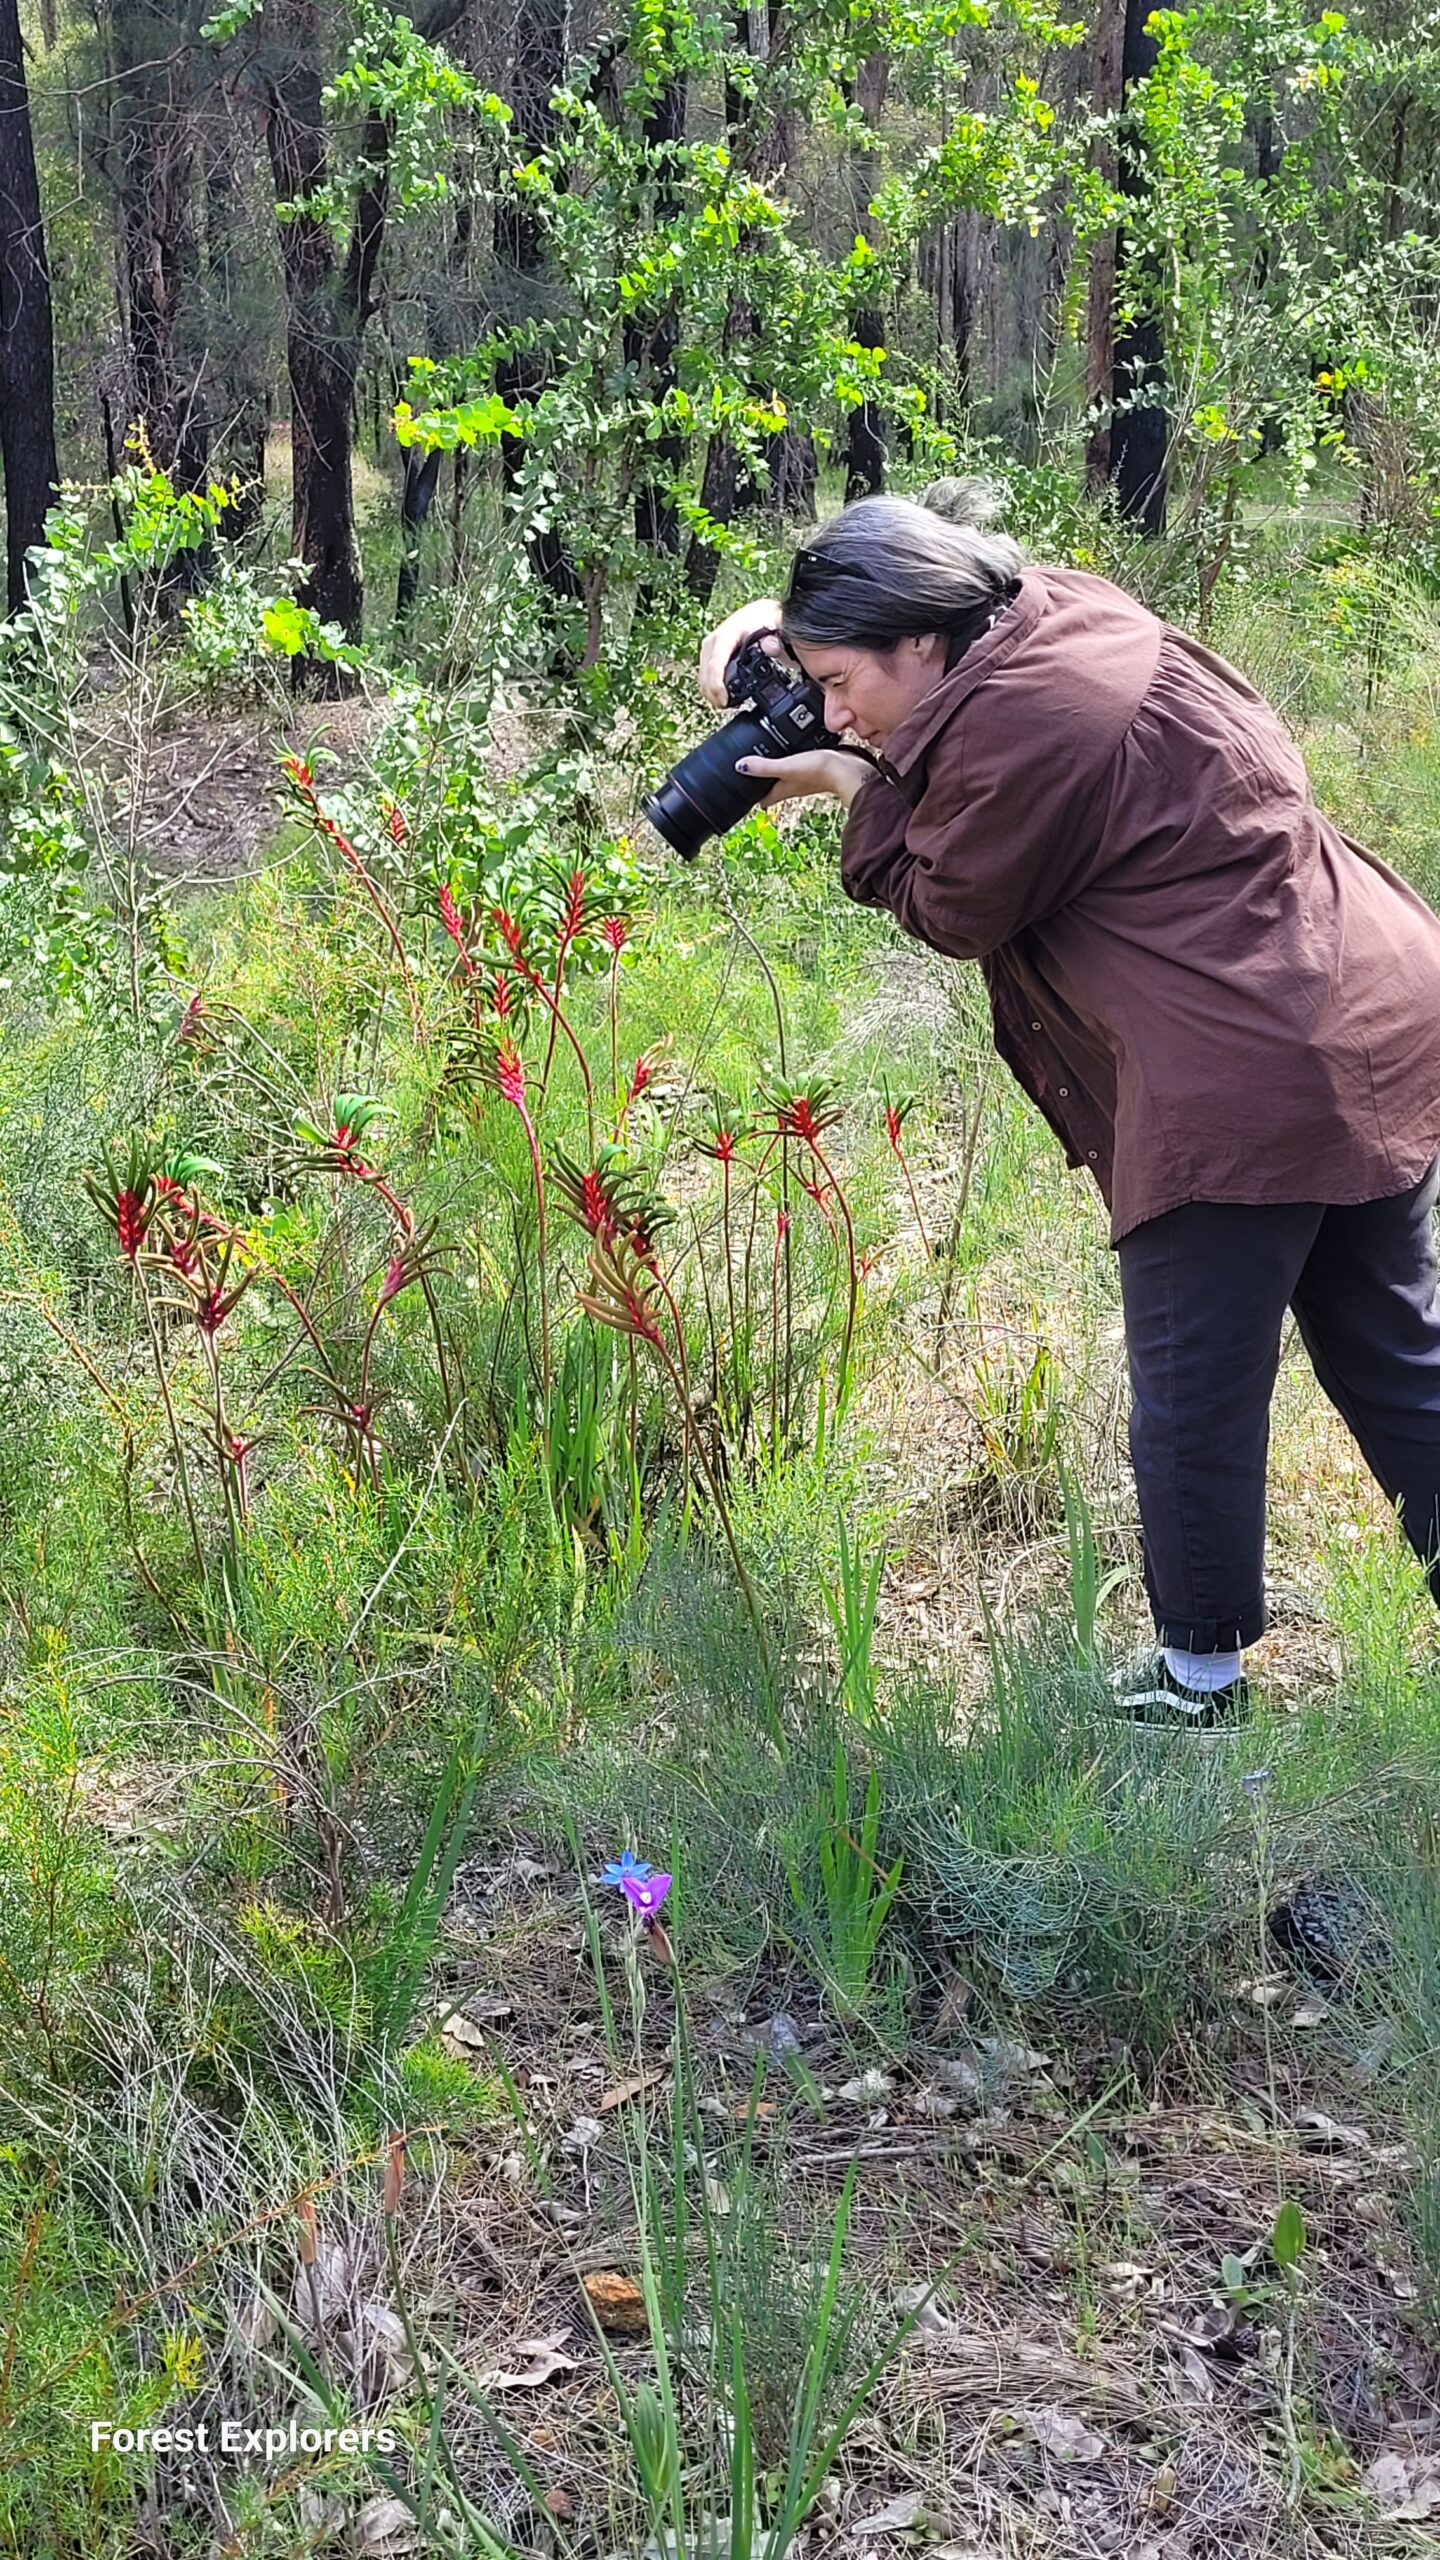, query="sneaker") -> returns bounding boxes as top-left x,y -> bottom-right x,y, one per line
1110,1650 -> 1251,1729
1268,1874 -> 1387,1988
